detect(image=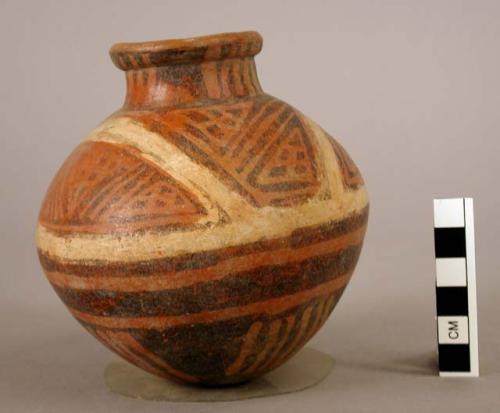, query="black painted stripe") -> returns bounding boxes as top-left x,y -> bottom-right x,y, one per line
434,227 -> 466,258
239,58 -> 248,95
436,287 -> 468,316
50,244 -> 360,318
